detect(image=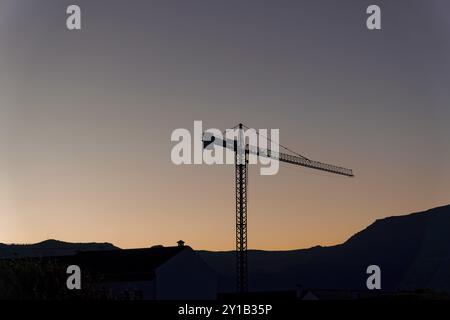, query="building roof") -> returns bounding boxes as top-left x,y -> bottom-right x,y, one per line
66,246 -> 190,282
300,289 -> 355,300
298,288 -> 397,300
